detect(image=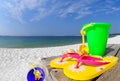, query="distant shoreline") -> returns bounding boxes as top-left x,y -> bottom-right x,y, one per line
0,33 -> 119,37
0,34 -> 119,48
0,36 -> 81,48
